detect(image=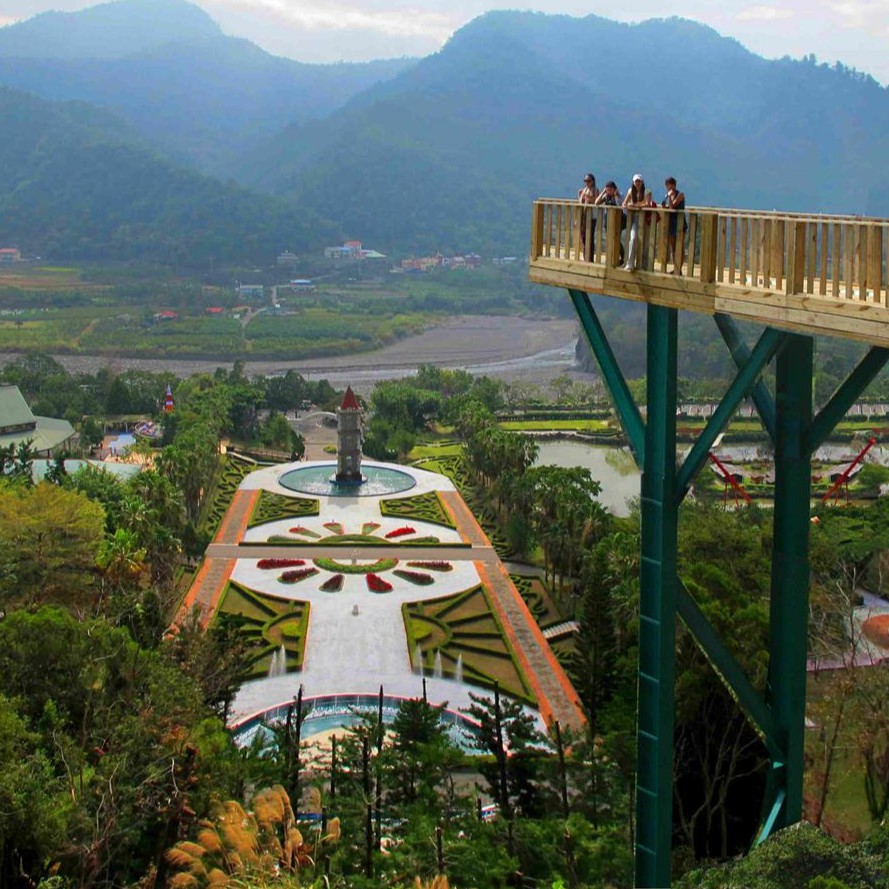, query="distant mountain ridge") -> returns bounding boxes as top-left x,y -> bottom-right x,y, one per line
2,2 -> 889,264
0,0 -> 417,172
232,10 -> 889,252
0,0 -> 221,59
0,87 -> 341,264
